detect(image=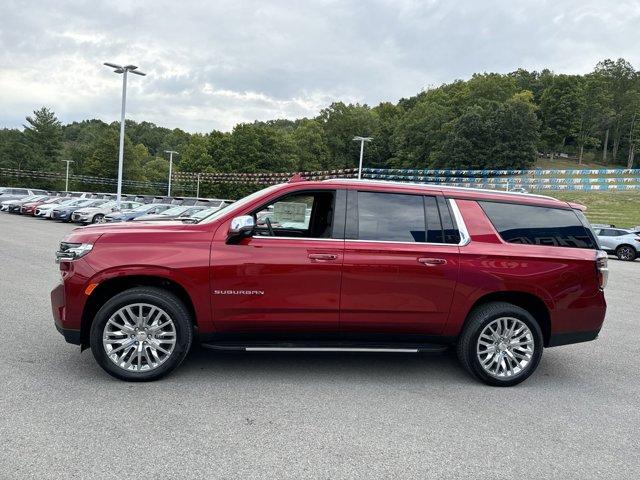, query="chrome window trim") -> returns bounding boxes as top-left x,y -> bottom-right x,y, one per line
250,236 -> 343,242
247,198 -> 471,247
448,198 -> 470,246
